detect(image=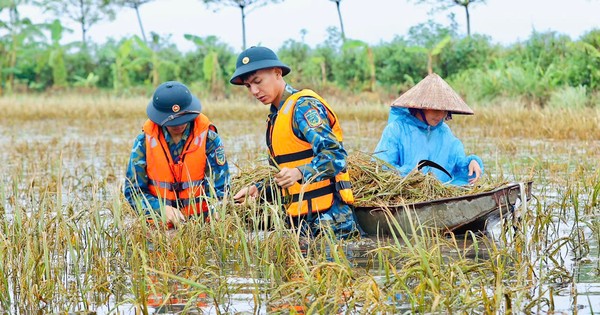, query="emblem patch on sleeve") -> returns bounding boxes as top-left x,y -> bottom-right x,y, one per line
304,108 -> 323,128
215,146 -> 226,166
